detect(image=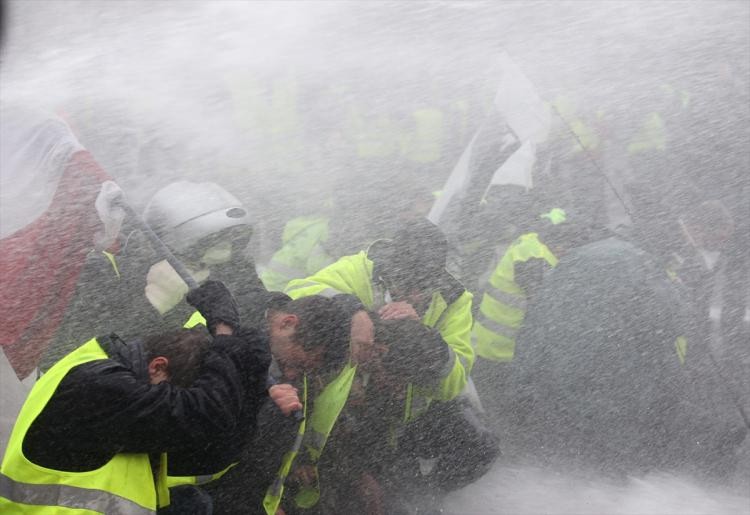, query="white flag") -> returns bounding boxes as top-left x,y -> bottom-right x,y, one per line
488,139 -> 536,191
429,52 -> 549,226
